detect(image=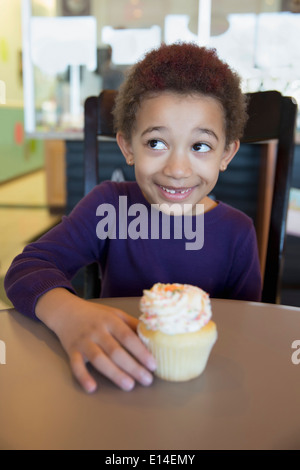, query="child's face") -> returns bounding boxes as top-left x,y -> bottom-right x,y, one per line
117,92 -> 239,215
